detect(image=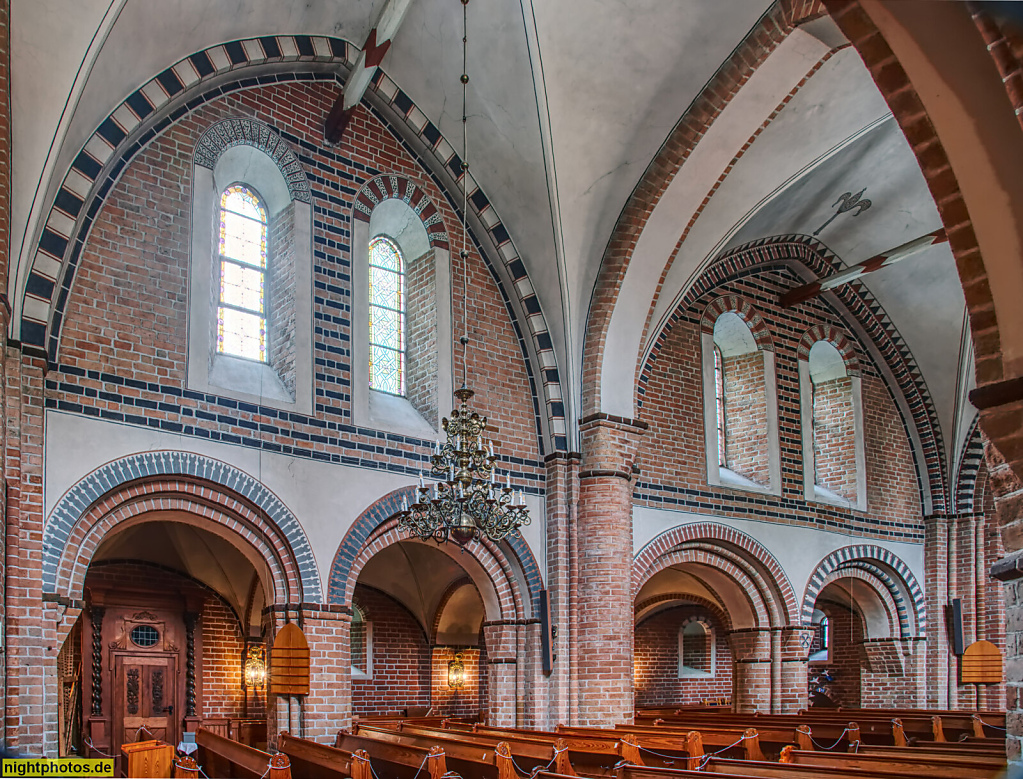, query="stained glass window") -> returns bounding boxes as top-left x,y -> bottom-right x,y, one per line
714,345 -> 726,467
217,185 -> 267,362
368,237 -> 406,395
